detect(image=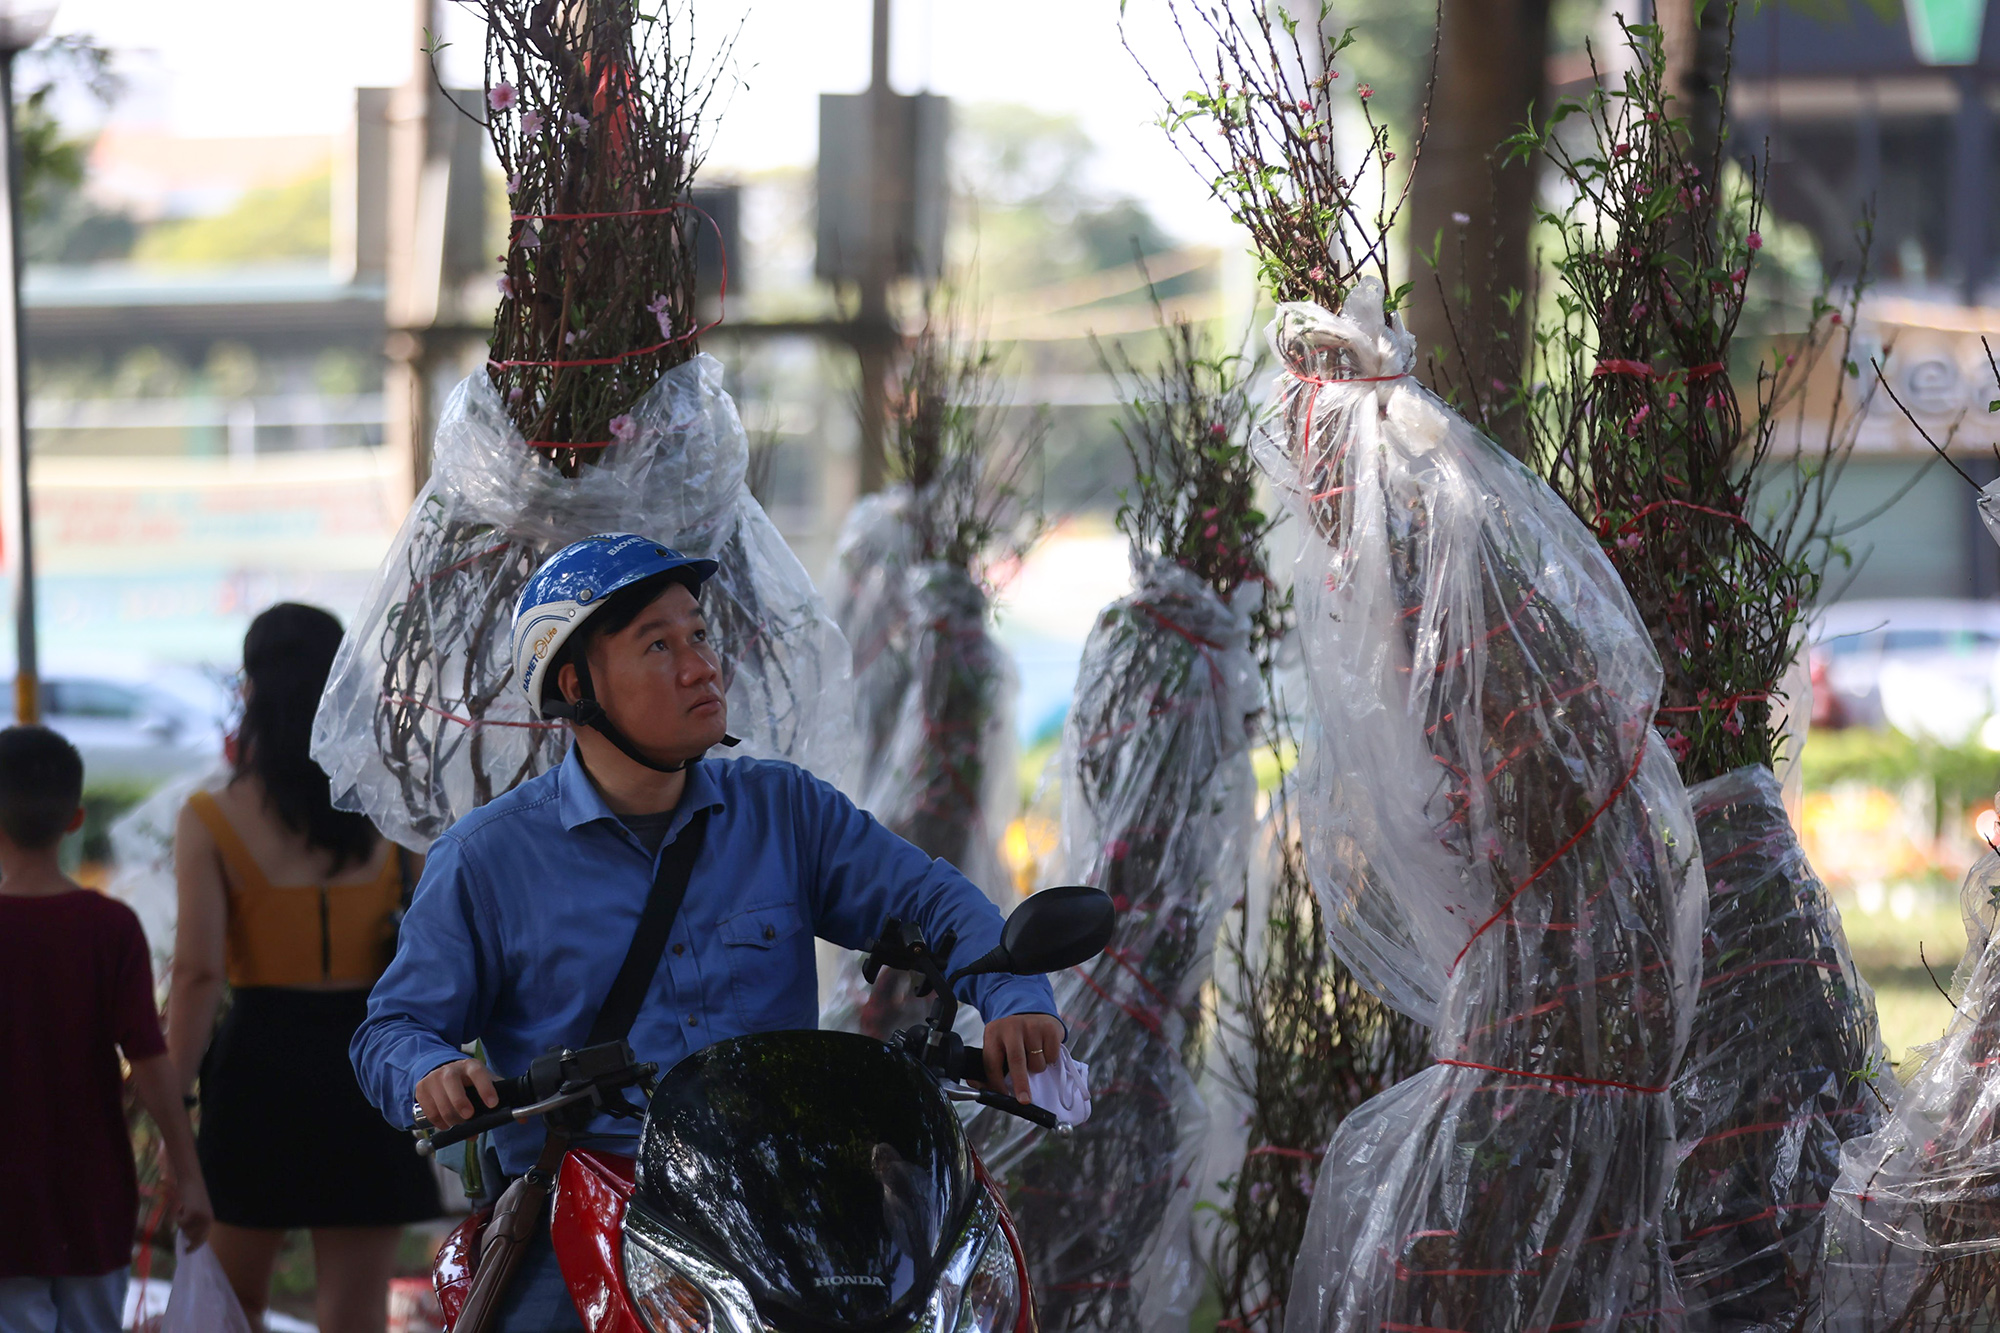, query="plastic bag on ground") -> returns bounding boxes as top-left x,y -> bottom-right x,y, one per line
970,555 -> 1261,1333
1668,764 -> 1893,1332
312,356 -> 852,850
1258,281 -> 1706,1333
153,1236 -> 253,1333
1816,849 -> 2000,1330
